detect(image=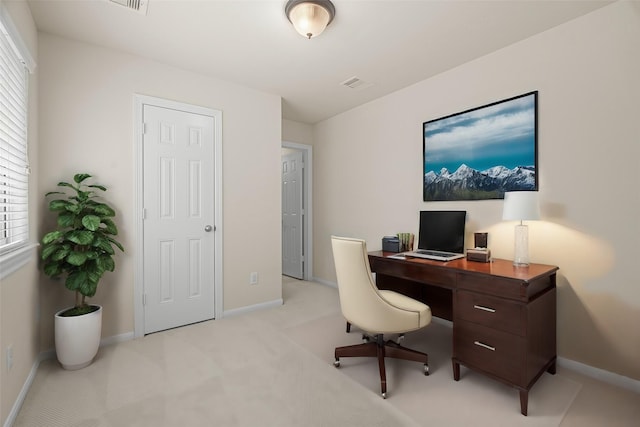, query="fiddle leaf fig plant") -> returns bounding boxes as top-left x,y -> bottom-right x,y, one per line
41,173 -> 124,316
